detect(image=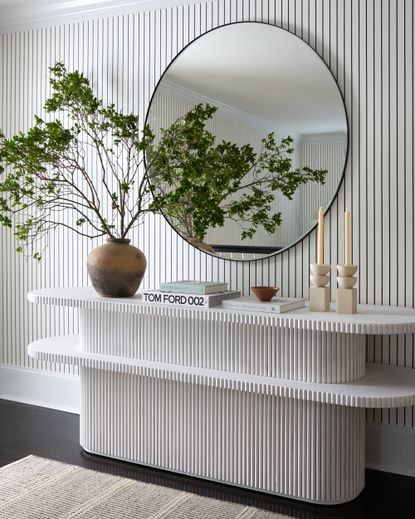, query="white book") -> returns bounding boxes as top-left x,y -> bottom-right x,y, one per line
141,290 -> 241,308
221,296 -> 306,314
